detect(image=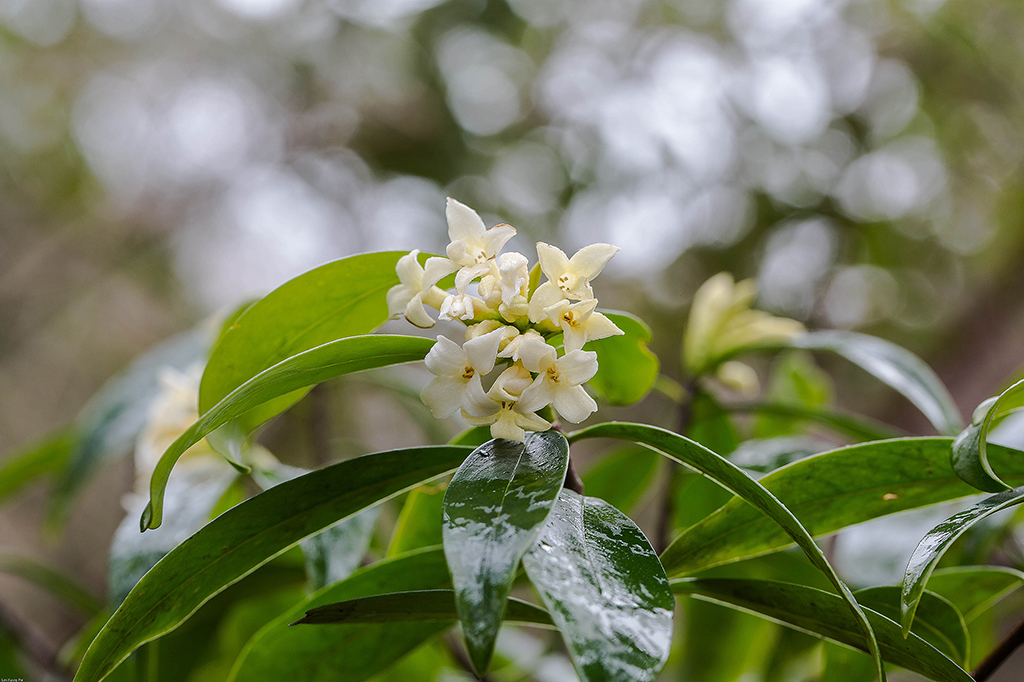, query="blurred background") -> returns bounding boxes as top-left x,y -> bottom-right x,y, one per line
4,0 -> 1024,677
